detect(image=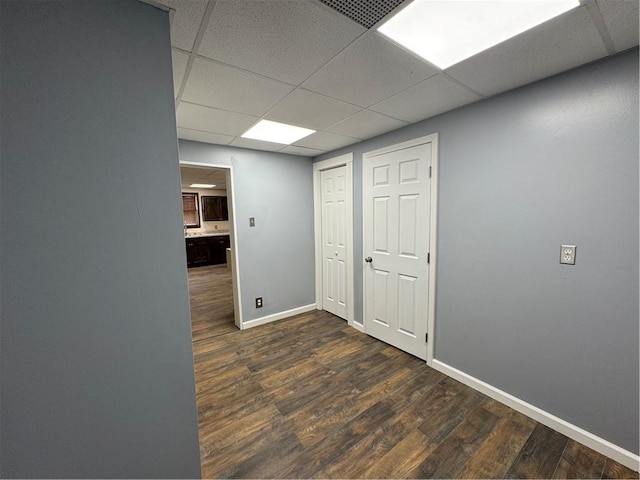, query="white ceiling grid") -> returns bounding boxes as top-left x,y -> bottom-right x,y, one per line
164,0 -> 638,157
